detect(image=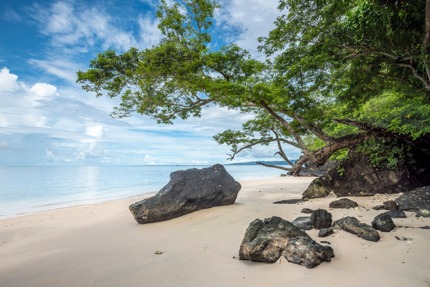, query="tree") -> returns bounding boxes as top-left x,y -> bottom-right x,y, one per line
77,0 -> 430,175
